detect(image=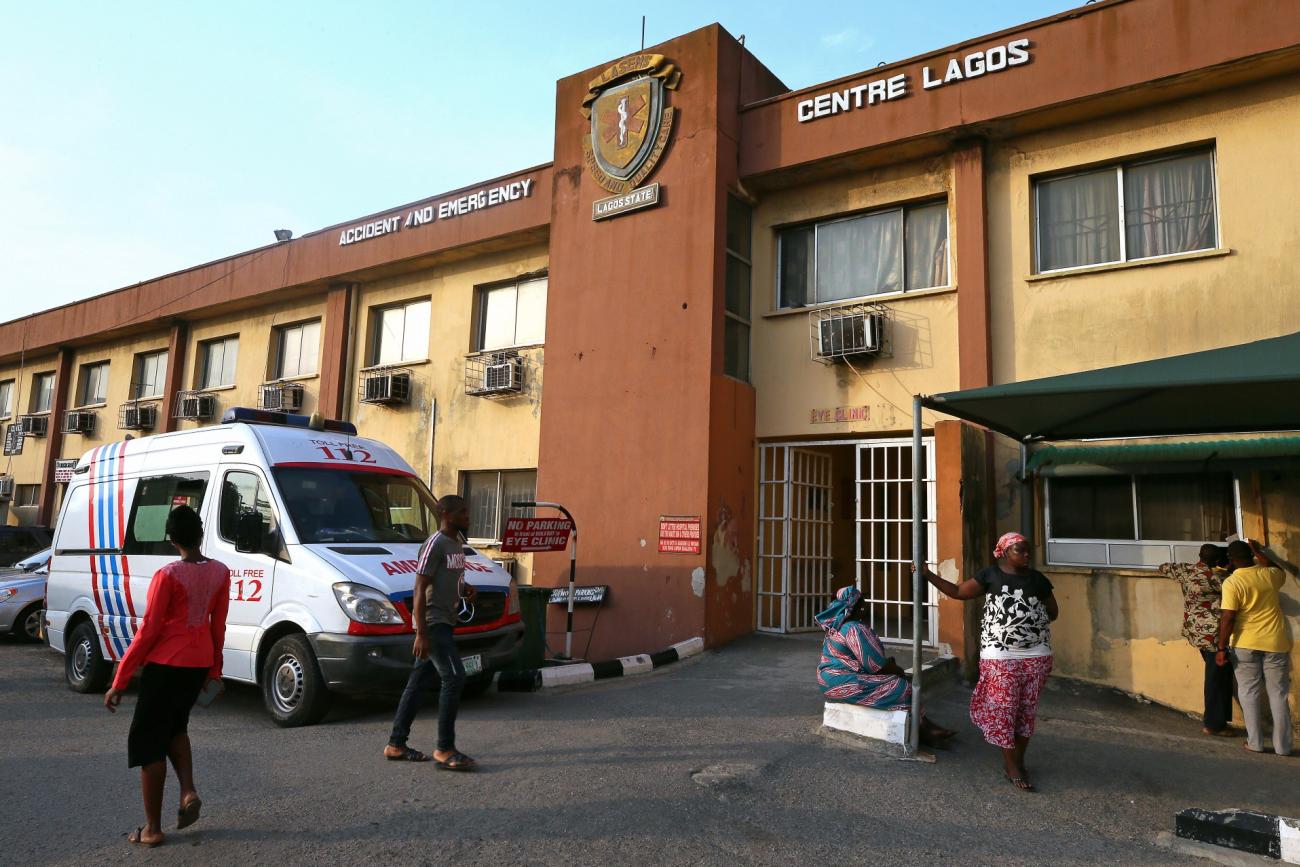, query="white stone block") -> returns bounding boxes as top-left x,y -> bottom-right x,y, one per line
540,663 -> 595,687
1281,816 -> 1300,865
671,636 -> 704,659
822,702 -> 910,745
618,654 -> 653,675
